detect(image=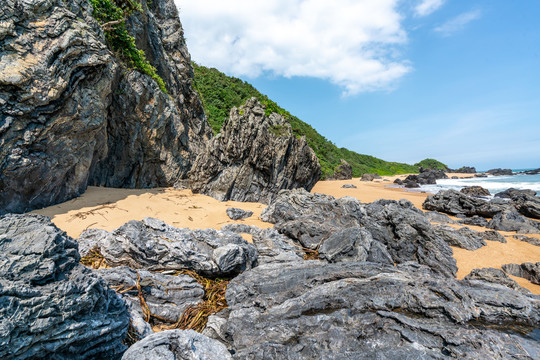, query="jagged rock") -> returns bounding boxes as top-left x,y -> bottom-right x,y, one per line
487,168 -> 514,176
226,208 -> 253,220
0,214 -> 129,359
404,180 -> 420,188
425,211 -> 457,224
360,173 -> 381,182
511,193 -> 540,219
459,215 -> 489,227
449,166 -> 477,173
513,235 -> 540,246
341,184 -> 357,188
122,329 -> 232,360
262,189 -> 457,277
403,169 -> 448,185
461,186 -> 490,197
475,173 -> 488,178
330,159 -> 352,180
487,210 -> 540,234
482,230 -> 507,243
502,263 -> 540,285
495,188 -> 537,199
219,261 -> 540,359
0,0 -> 211,215
189,98 -> 321,204
96,266 -> 204,324
464,268 -> 531,294
434,225 -> 486,250
423,189 -> 503,218
78,217 -> 257,276
524,168 -> 540,175
221,224 -> 304,264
